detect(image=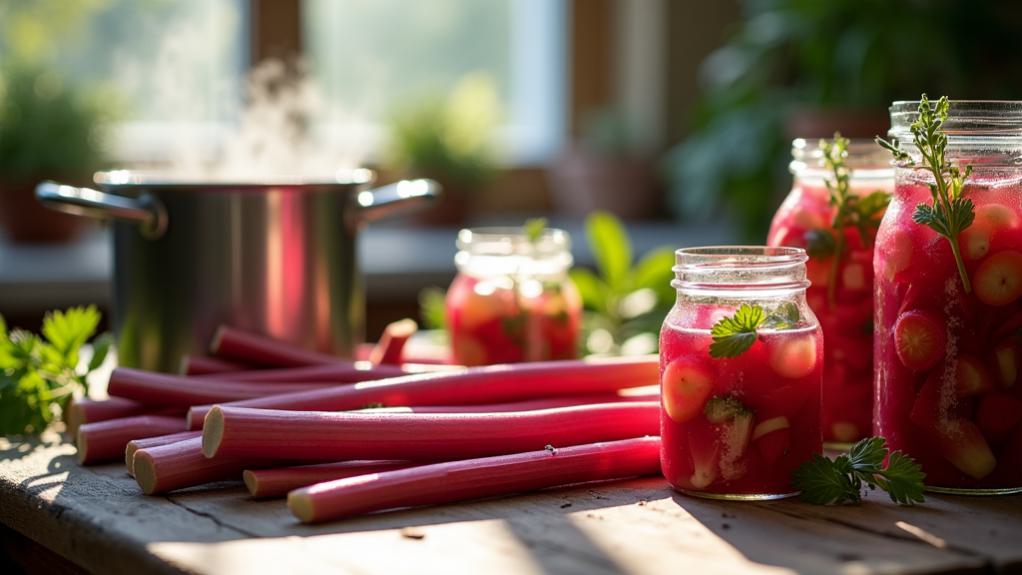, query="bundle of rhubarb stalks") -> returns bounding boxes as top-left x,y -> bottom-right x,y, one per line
71,321 -> 662,523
